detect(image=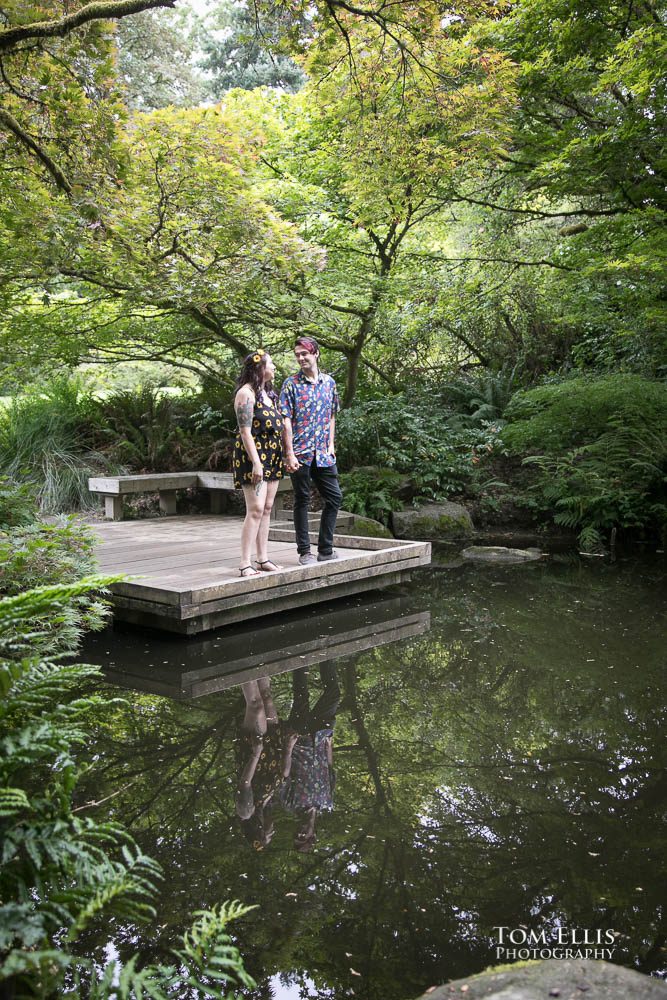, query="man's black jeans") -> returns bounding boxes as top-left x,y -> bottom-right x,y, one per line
290,460 -> 343,556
